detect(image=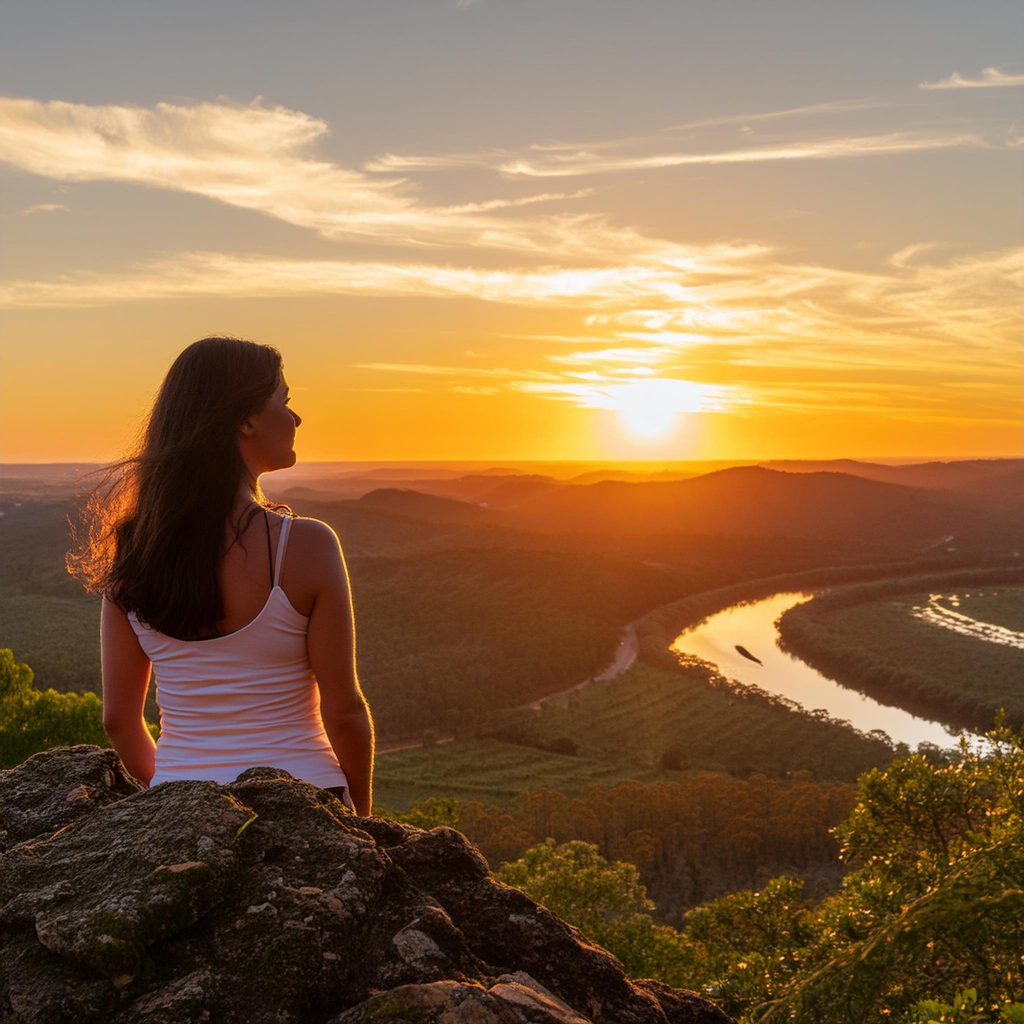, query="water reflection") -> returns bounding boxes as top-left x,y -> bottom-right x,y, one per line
912,593 -> 1024,650
670,591 -> 986,753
